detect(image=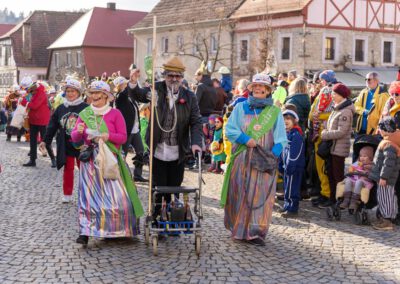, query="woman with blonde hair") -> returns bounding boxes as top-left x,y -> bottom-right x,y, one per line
285,77 -> 311,132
